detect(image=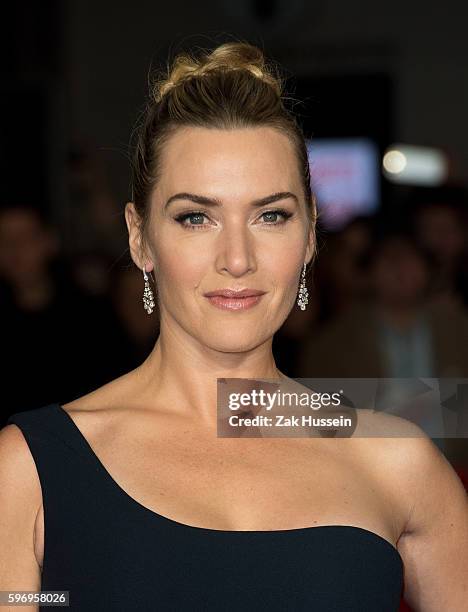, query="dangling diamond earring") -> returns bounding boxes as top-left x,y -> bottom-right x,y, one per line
142,264 -> 155,315
297,262 -> 309,311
